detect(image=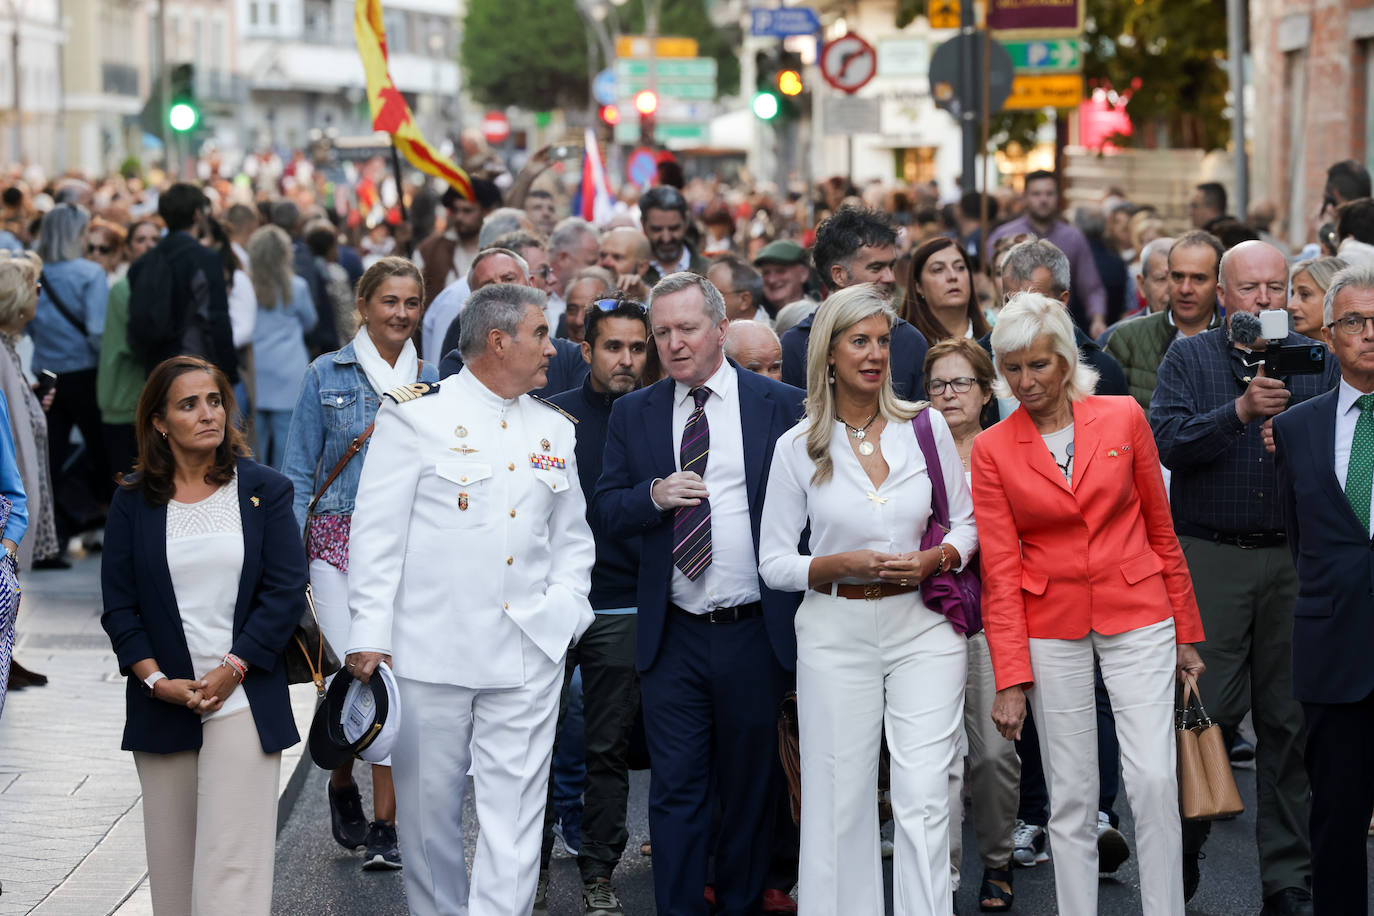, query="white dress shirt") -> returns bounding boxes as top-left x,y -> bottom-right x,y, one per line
651,246 -> 692,279
668,360 -> 760,614
1334,377 -> 1374,537
758,407 -> 979,593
